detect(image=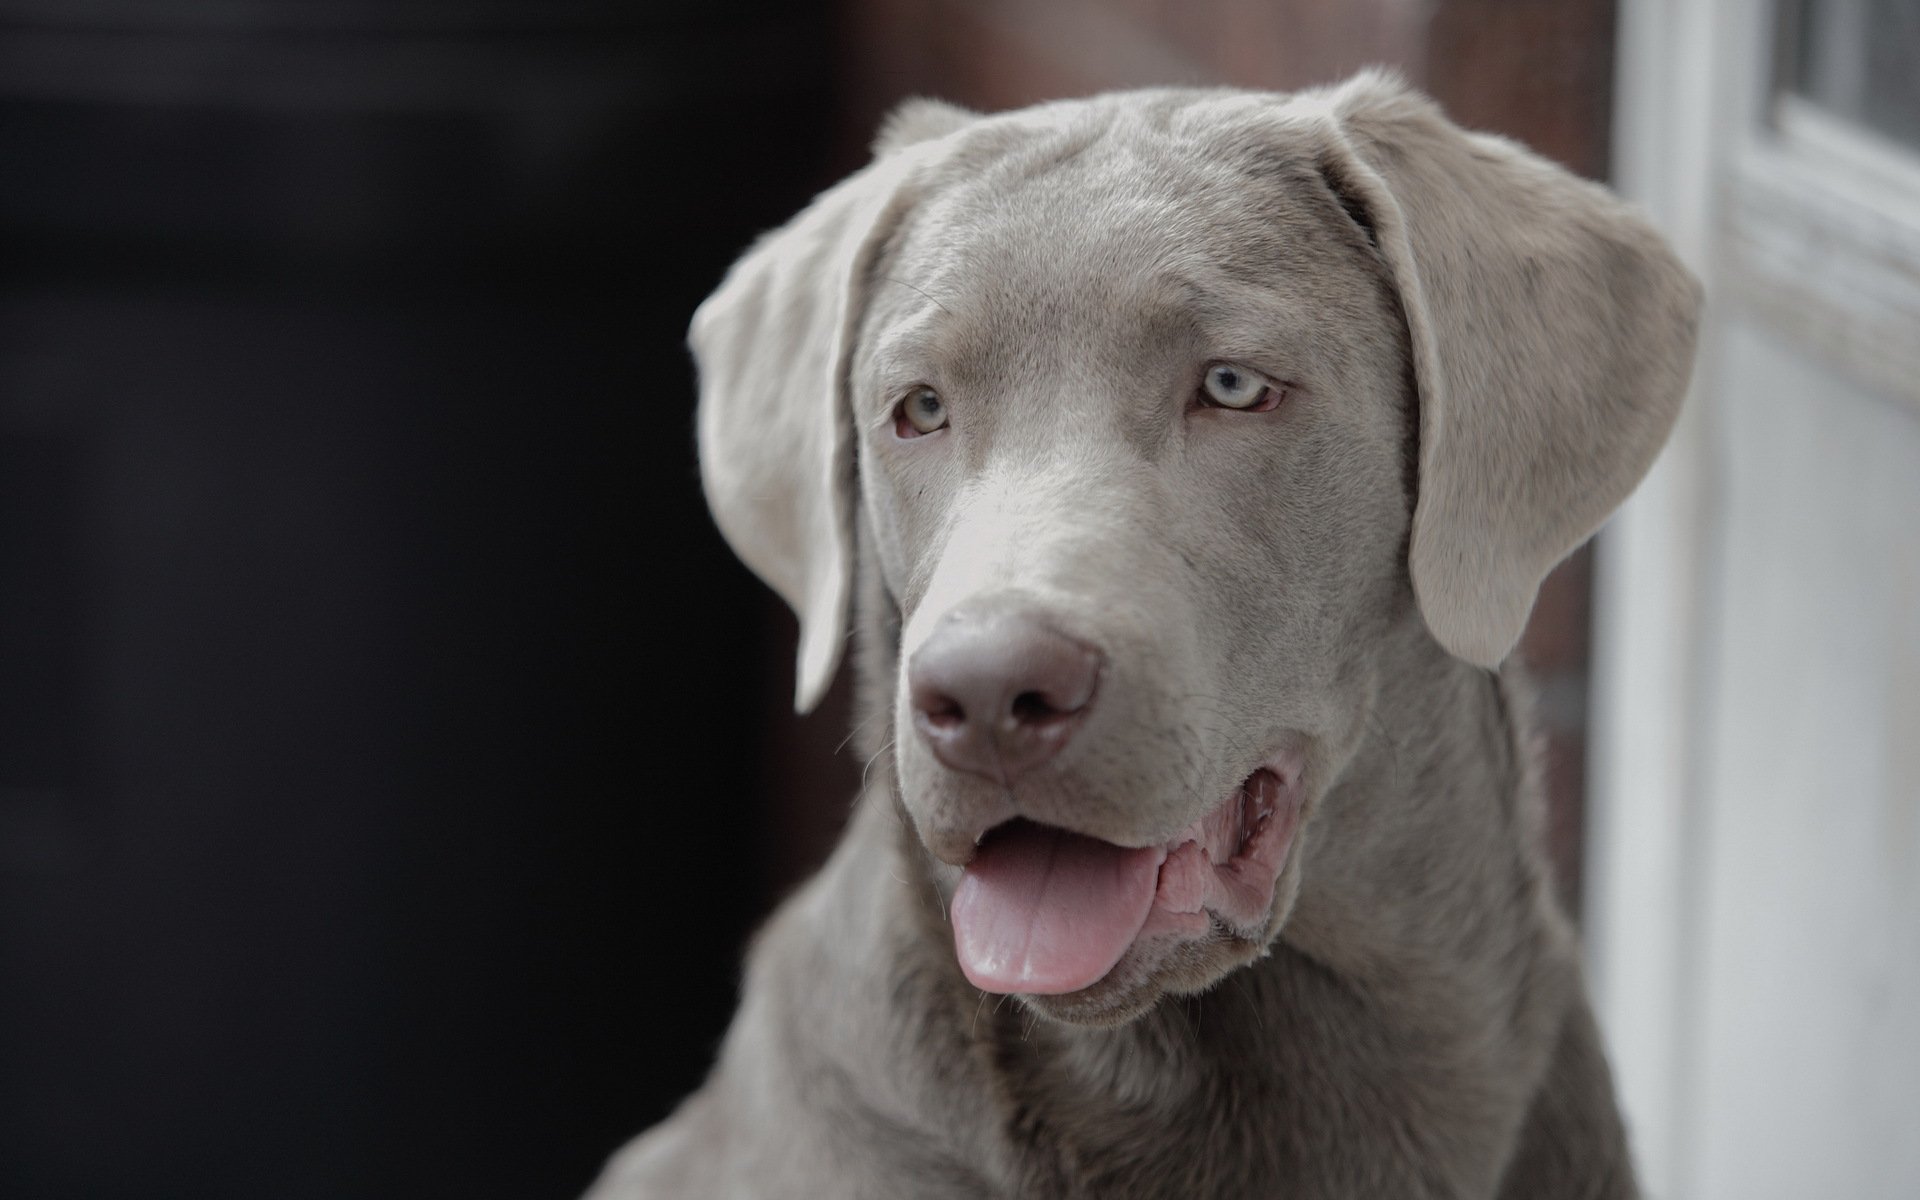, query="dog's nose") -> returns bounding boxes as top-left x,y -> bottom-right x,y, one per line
907,609 -> 1102,785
